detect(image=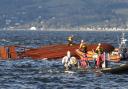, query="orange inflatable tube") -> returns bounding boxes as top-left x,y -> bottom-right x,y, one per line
76,49 -> 120,62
